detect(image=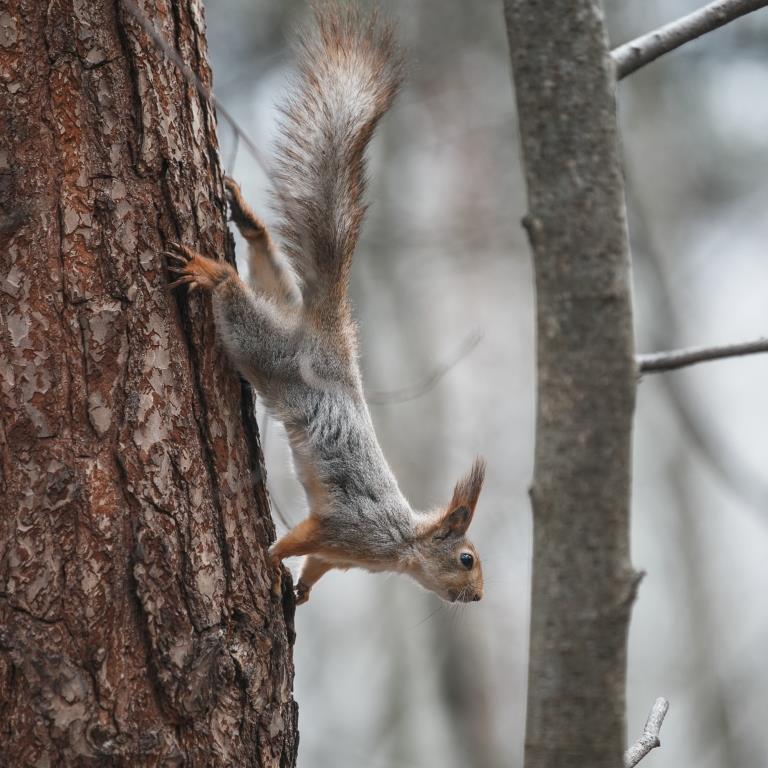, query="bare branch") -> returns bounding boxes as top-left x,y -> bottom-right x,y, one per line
637,338 -> 768,373
367,330 -> 483,405
624,698 -> 669,768
613,0 -> 768,80
625,169 -> 768,512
